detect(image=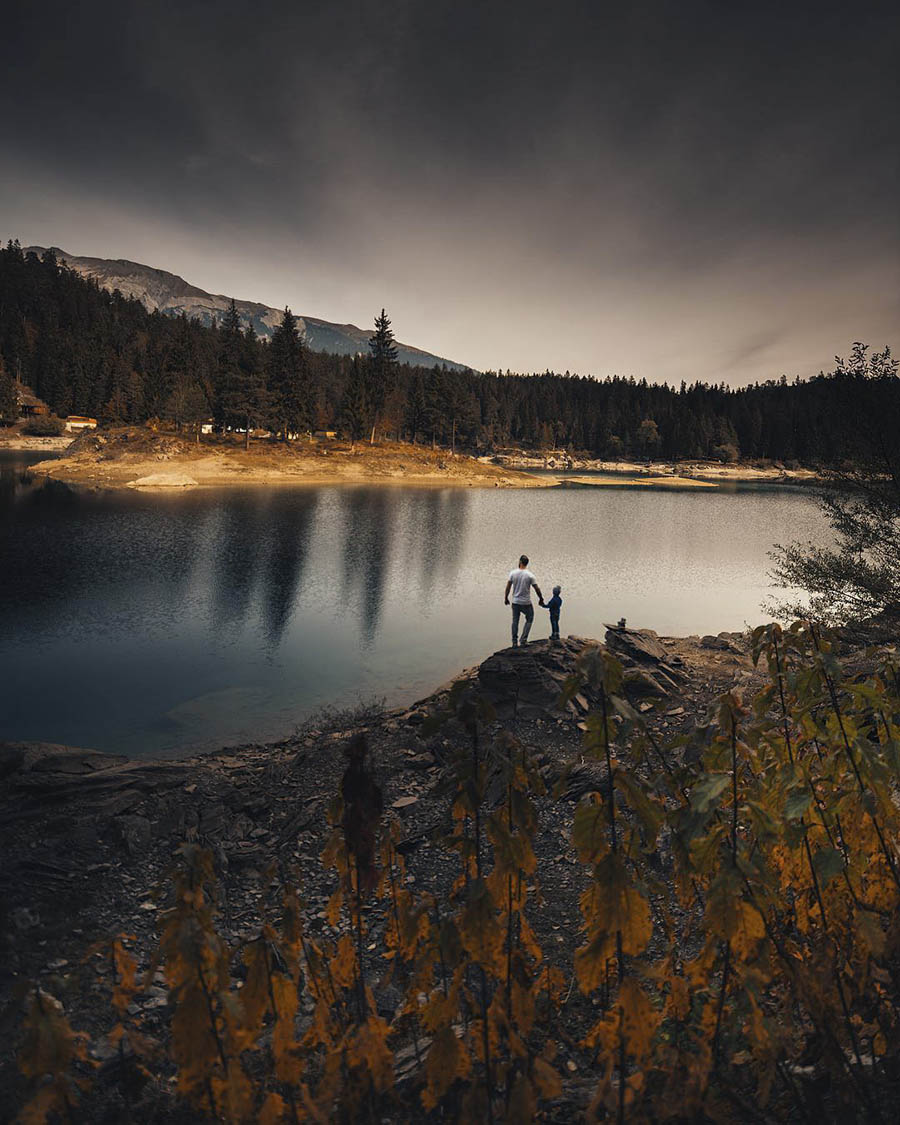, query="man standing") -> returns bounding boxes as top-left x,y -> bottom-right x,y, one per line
504,554 -> 545,647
